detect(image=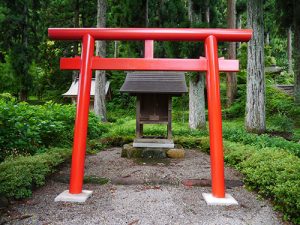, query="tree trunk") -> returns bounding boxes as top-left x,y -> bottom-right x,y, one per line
145,0 -> 149,27
205,1 -> 210,24
245,0 -> 265,133
189,75 -> 206,129
294,1 -> 300,104
94,0 -> 107,121
226,0 -> 237,107
114,41 -> 118,58
188,0 -> 206,130
237,13 -> 242,49
20,2 -> 29,101
265,32 -> 270,46
72,0 -> 80,81
287,26 -> 293,74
